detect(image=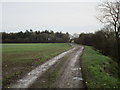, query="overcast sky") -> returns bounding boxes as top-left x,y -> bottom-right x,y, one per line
1,0 -> 103,34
